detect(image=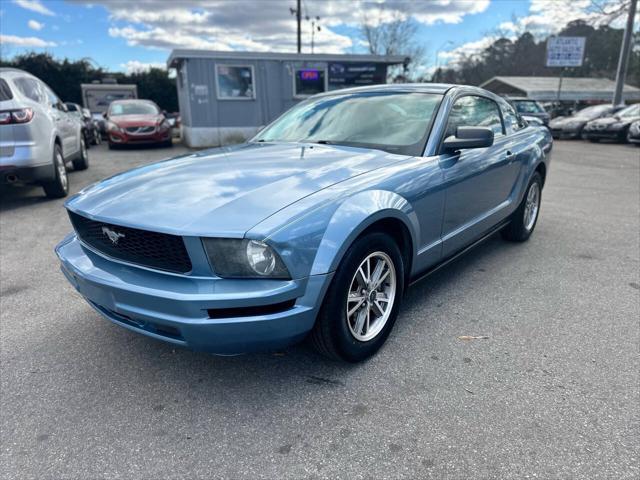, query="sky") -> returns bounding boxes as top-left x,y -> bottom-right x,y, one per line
0,0 -> 630,75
